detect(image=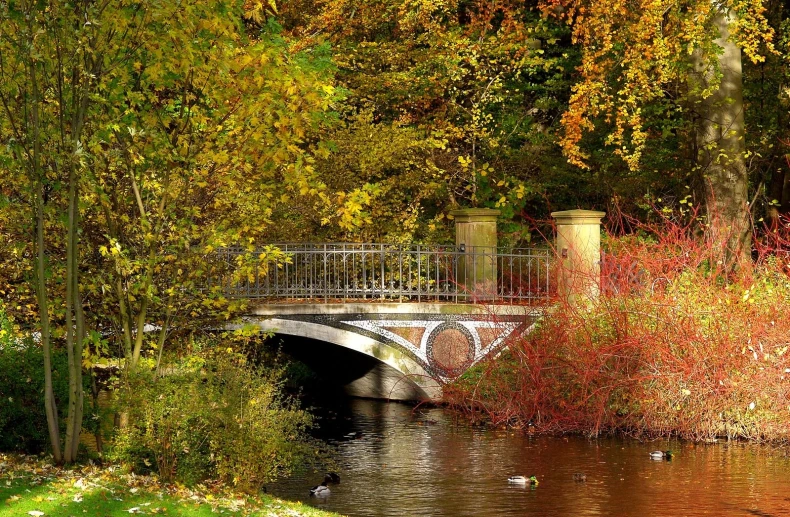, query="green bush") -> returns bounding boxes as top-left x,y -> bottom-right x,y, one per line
110,349 -> 317,492
0,307 -> 73,453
